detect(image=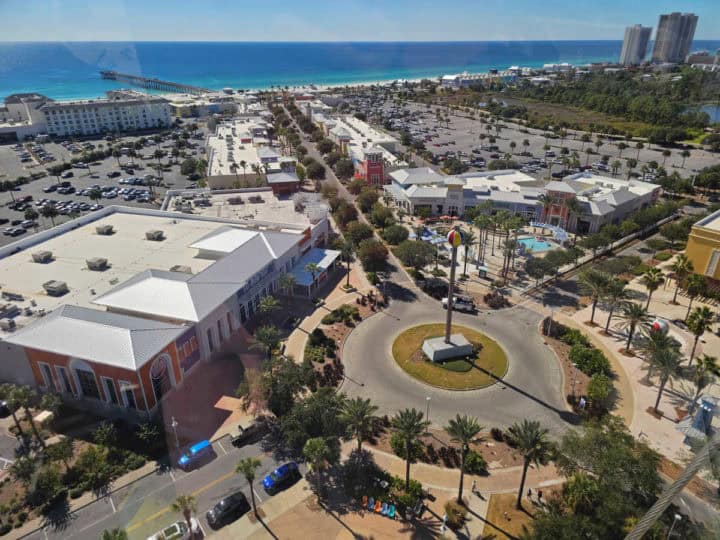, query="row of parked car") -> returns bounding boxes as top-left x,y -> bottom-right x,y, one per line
13,143 -> 55,163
